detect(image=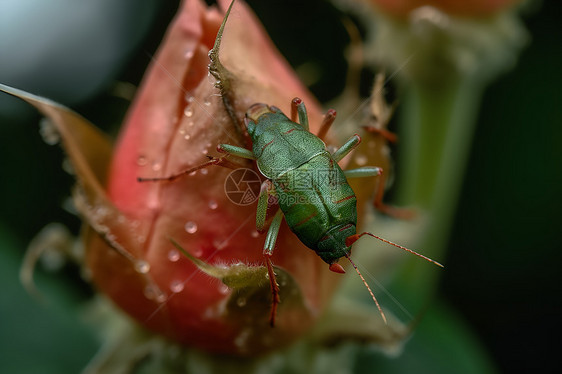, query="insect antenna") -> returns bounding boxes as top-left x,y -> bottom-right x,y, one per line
344,253 -> 387,324
346,232 -> 444,268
